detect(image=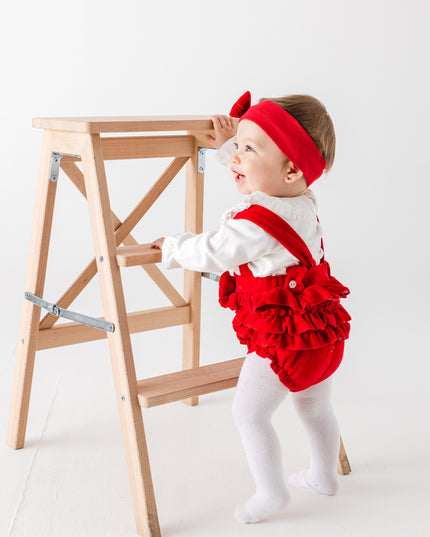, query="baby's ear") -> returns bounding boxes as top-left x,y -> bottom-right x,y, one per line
283,164 -> 304,184
289,174 -> 305,184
